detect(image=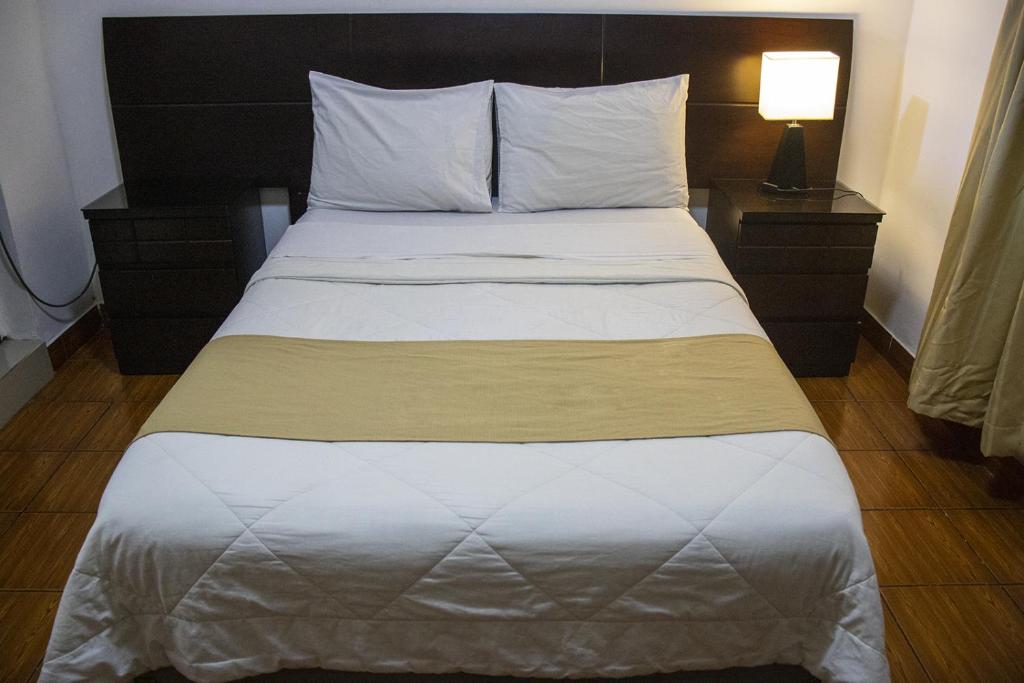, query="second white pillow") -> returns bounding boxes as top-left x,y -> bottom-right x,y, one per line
496,75 -> 689,212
